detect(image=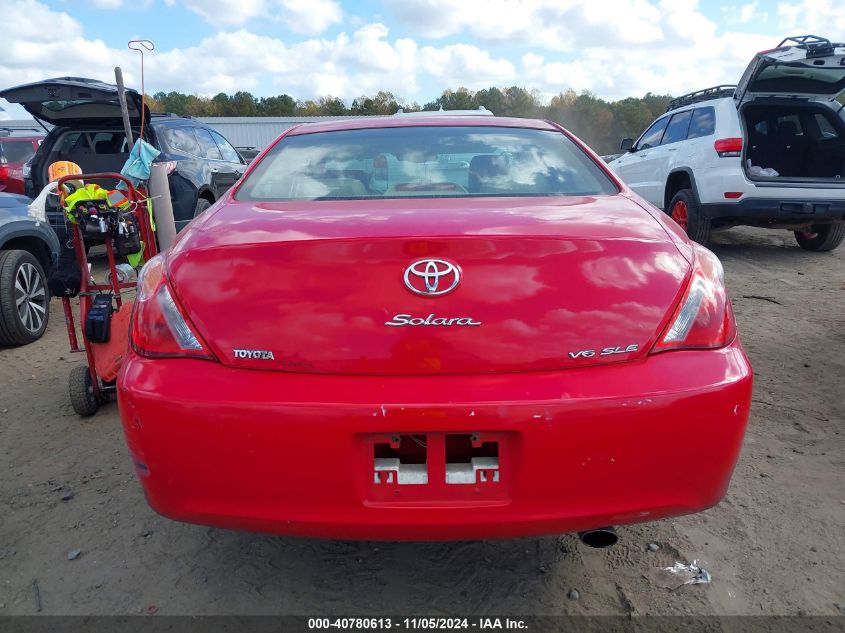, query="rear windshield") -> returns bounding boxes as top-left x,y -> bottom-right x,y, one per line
236,126 -> 618,201
0,140 -> 36,164
751,65 -> 845,95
